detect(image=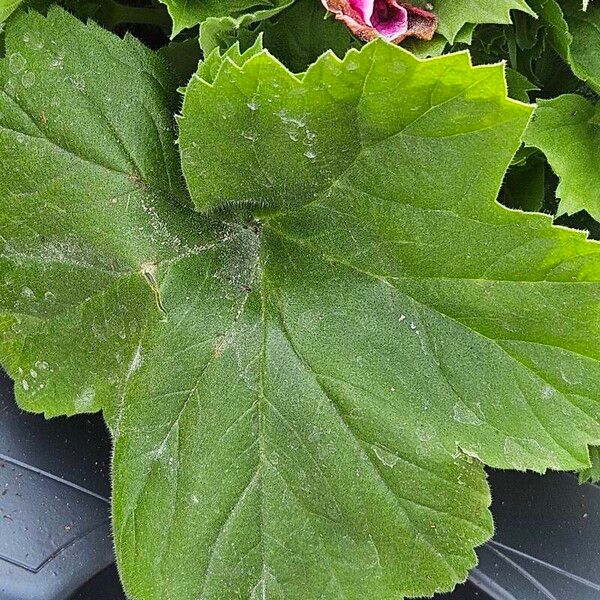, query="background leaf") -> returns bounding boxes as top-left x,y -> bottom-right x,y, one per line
413,0 -> 536,43
524,94 -> 600,222
199,0 -> 356,73
529,0 -> 600,93
0,0 -> 21,23
159,0 -> 294,36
